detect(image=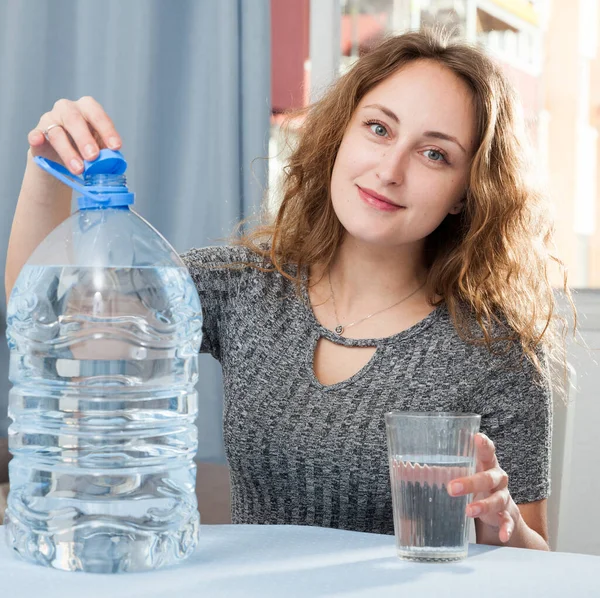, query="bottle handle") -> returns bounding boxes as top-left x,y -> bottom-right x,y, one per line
34,156 -> 112,204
